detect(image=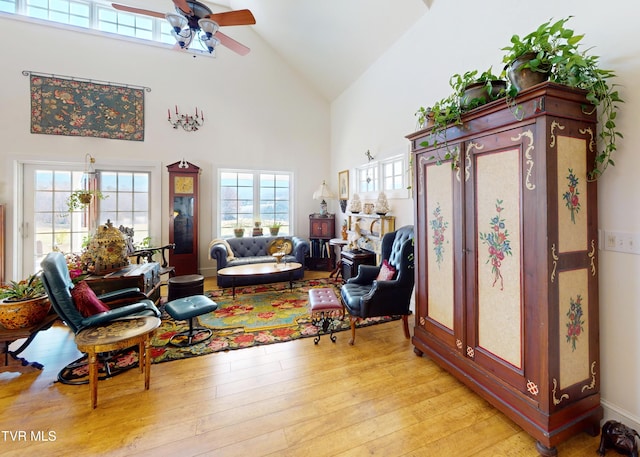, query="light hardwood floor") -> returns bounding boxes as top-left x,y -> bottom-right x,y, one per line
0,271 -> 602,456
